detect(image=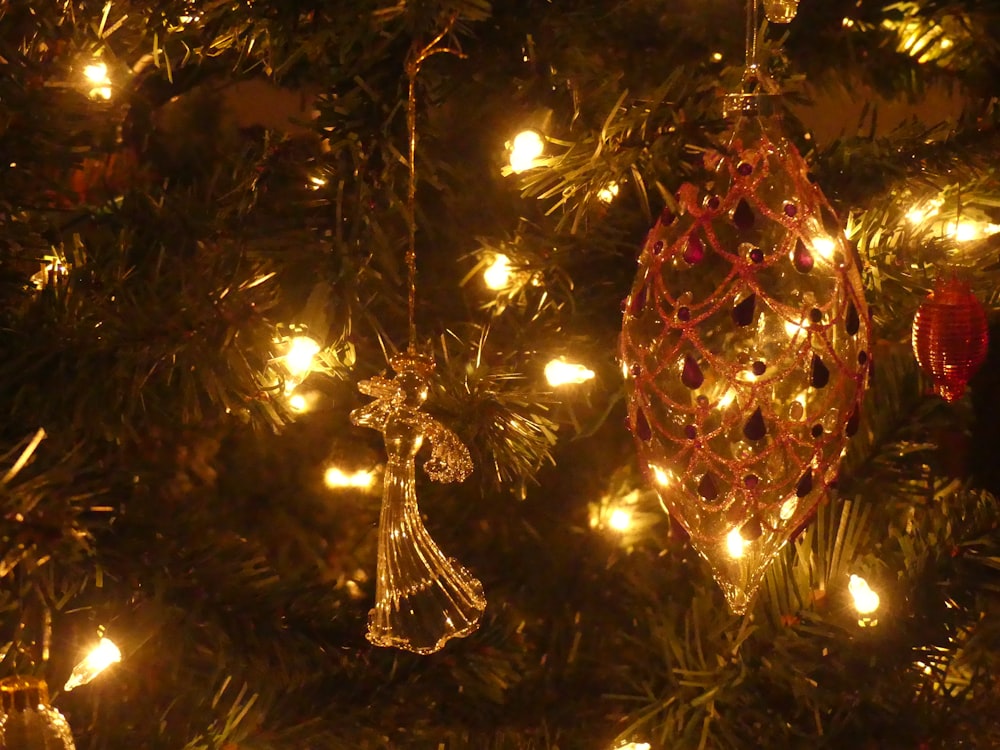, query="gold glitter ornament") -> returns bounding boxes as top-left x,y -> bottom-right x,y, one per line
762,0 -> 800,23
620,73 -> 870,614
351,351 -> 485,654
0,677 -> 76,750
